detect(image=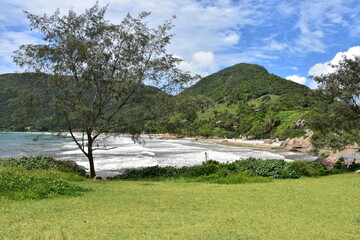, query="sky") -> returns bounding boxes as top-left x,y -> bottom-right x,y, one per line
1,0 -> 360,89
